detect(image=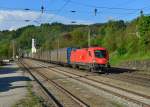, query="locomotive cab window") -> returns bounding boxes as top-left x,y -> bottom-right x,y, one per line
94,50 -> 106,58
